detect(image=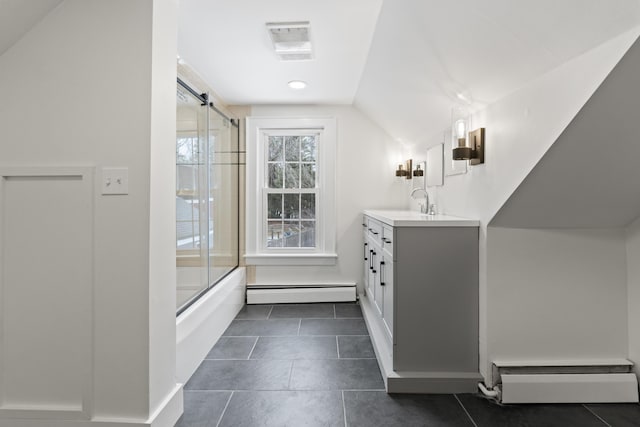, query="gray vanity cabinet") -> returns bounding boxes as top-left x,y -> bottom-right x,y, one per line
361,211 -> 482,393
